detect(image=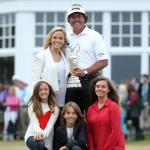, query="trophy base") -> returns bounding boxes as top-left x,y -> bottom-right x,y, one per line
67,76 -> 81,88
